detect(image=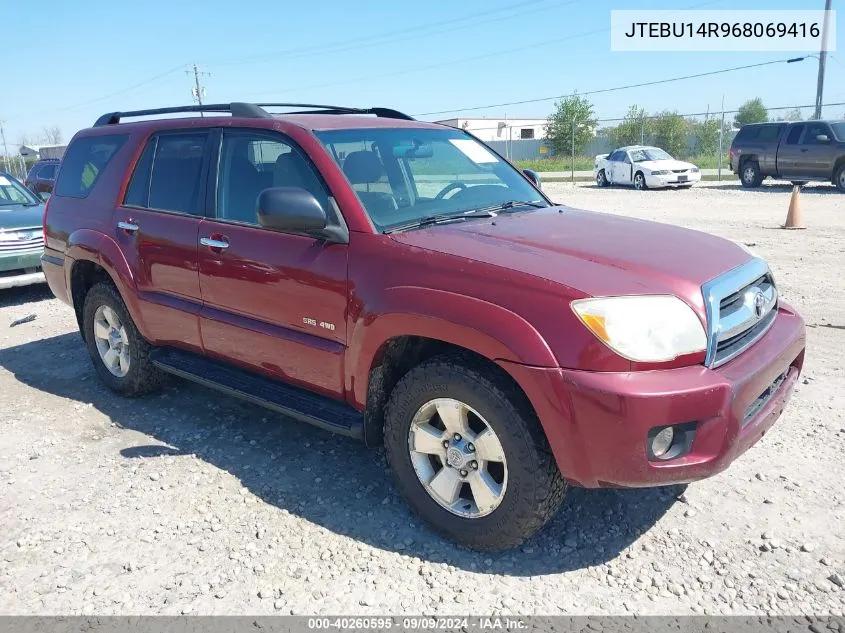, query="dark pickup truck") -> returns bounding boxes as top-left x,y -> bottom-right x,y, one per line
729,120 -> 845,192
